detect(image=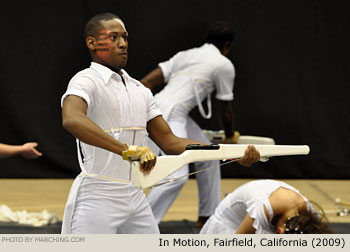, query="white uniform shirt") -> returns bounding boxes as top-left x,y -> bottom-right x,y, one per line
156,43 -> 235,119
61,62 -> 161,180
